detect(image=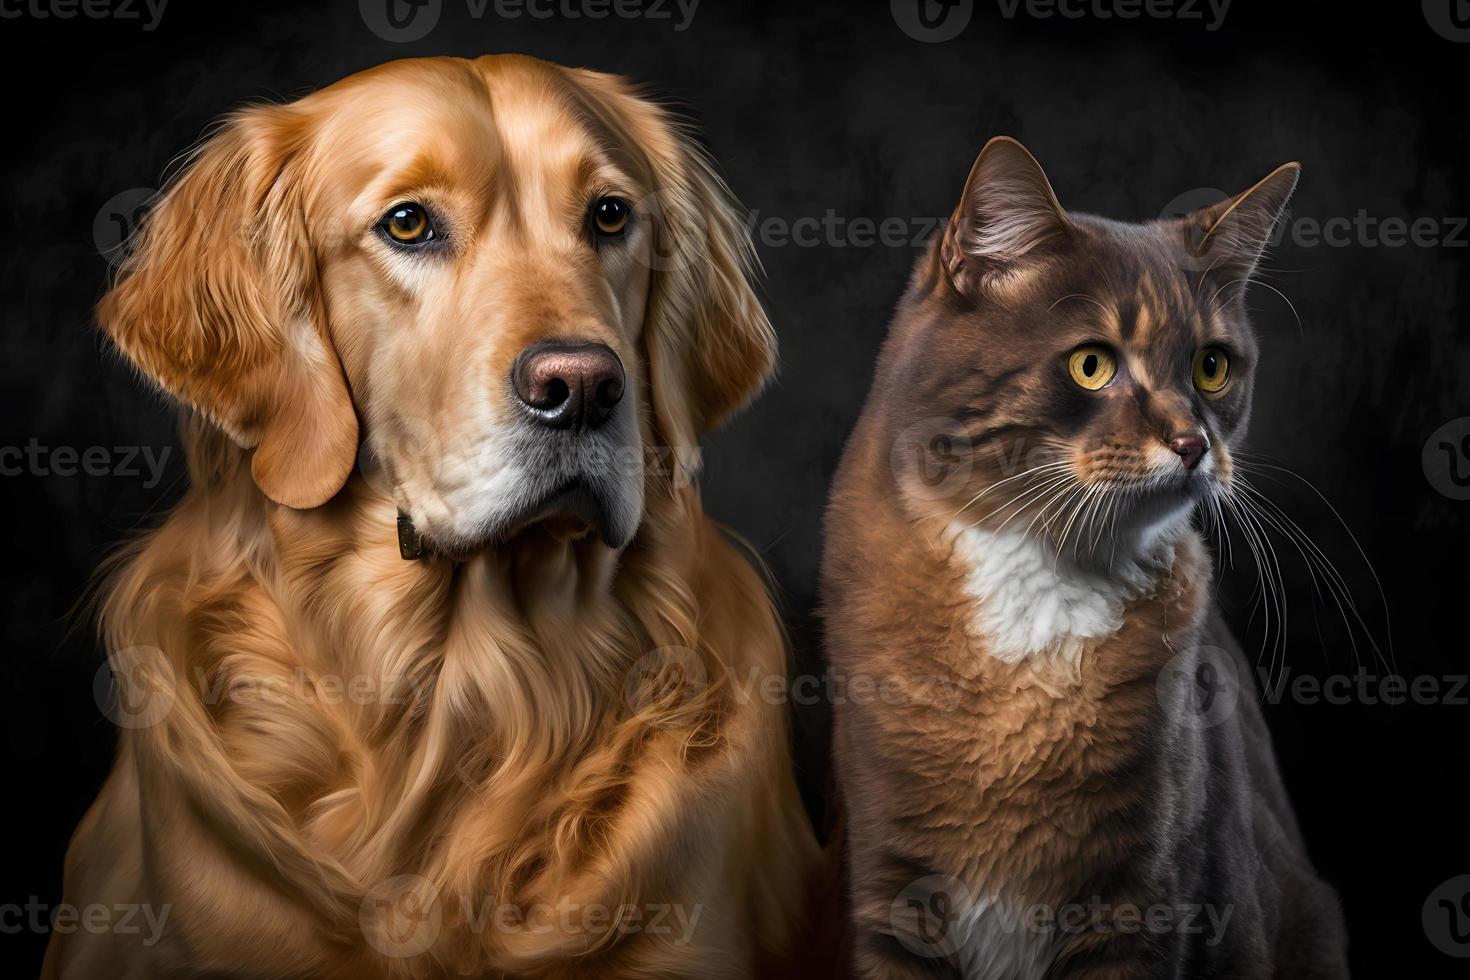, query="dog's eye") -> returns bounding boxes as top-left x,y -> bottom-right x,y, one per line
592,197 -> 630,236
379,203 -> 435,246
